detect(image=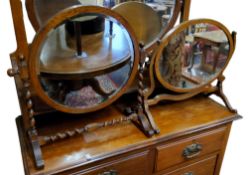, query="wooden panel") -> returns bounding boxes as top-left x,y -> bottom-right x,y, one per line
164,155 -> 217,175
155,127 -> 226,172
75,151 -> 151,175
